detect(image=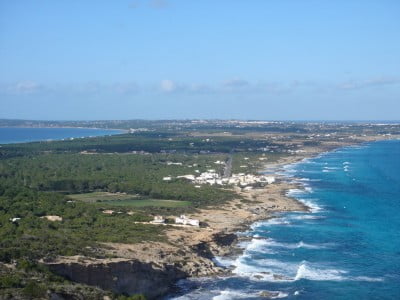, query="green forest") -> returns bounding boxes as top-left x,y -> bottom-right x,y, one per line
0,126 -> 302,299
